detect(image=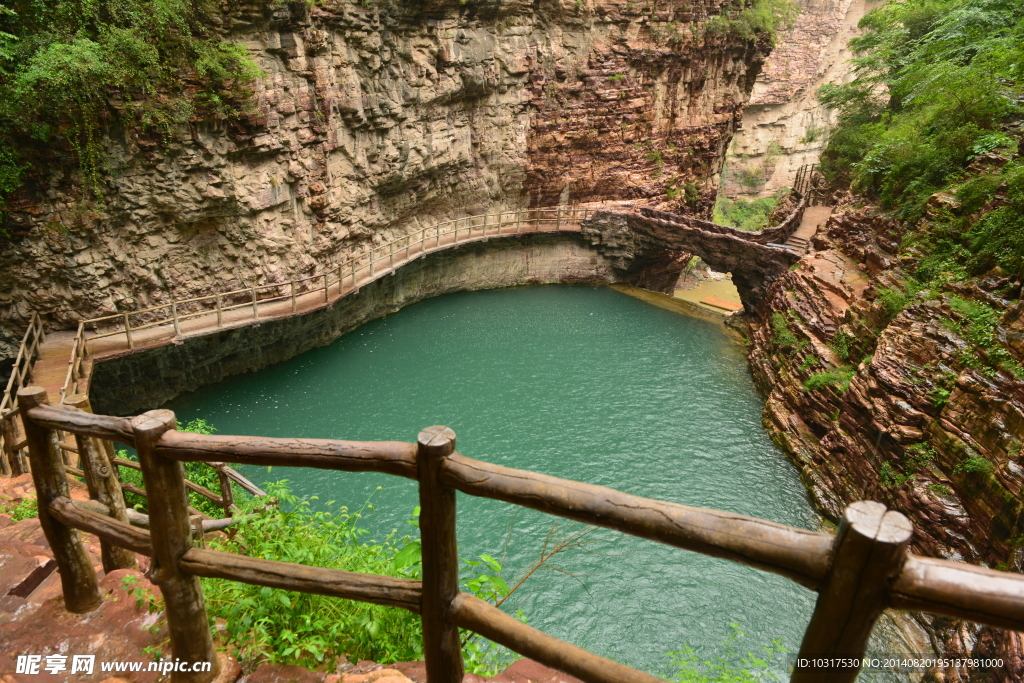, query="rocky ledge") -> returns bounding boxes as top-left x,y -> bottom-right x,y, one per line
746,202 -> 1024,681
